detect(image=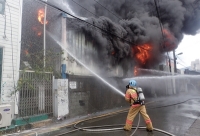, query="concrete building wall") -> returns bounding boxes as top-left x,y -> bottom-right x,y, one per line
0,0 -> 22,107
67,75 -> 126,118
66,30 -> 97,76
65,29 -> 124,77
68,91 -> 90,117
